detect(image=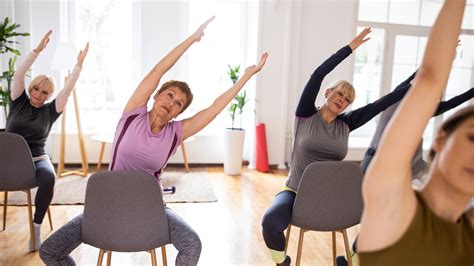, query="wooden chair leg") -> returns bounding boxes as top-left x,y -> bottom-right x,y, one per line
342,229 -> 352,266
47,208 -> 53,231
97,249 -> 105,266
161,246 -> 168,266
150,249 -> 157,266
26,190 -> 35,251
3,191 -> 7,230
295,228 -> 305,266
106,251 -> 112,266
181,142 -> 190,172
284,224 -> 291,252
332,231 -> 337,266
